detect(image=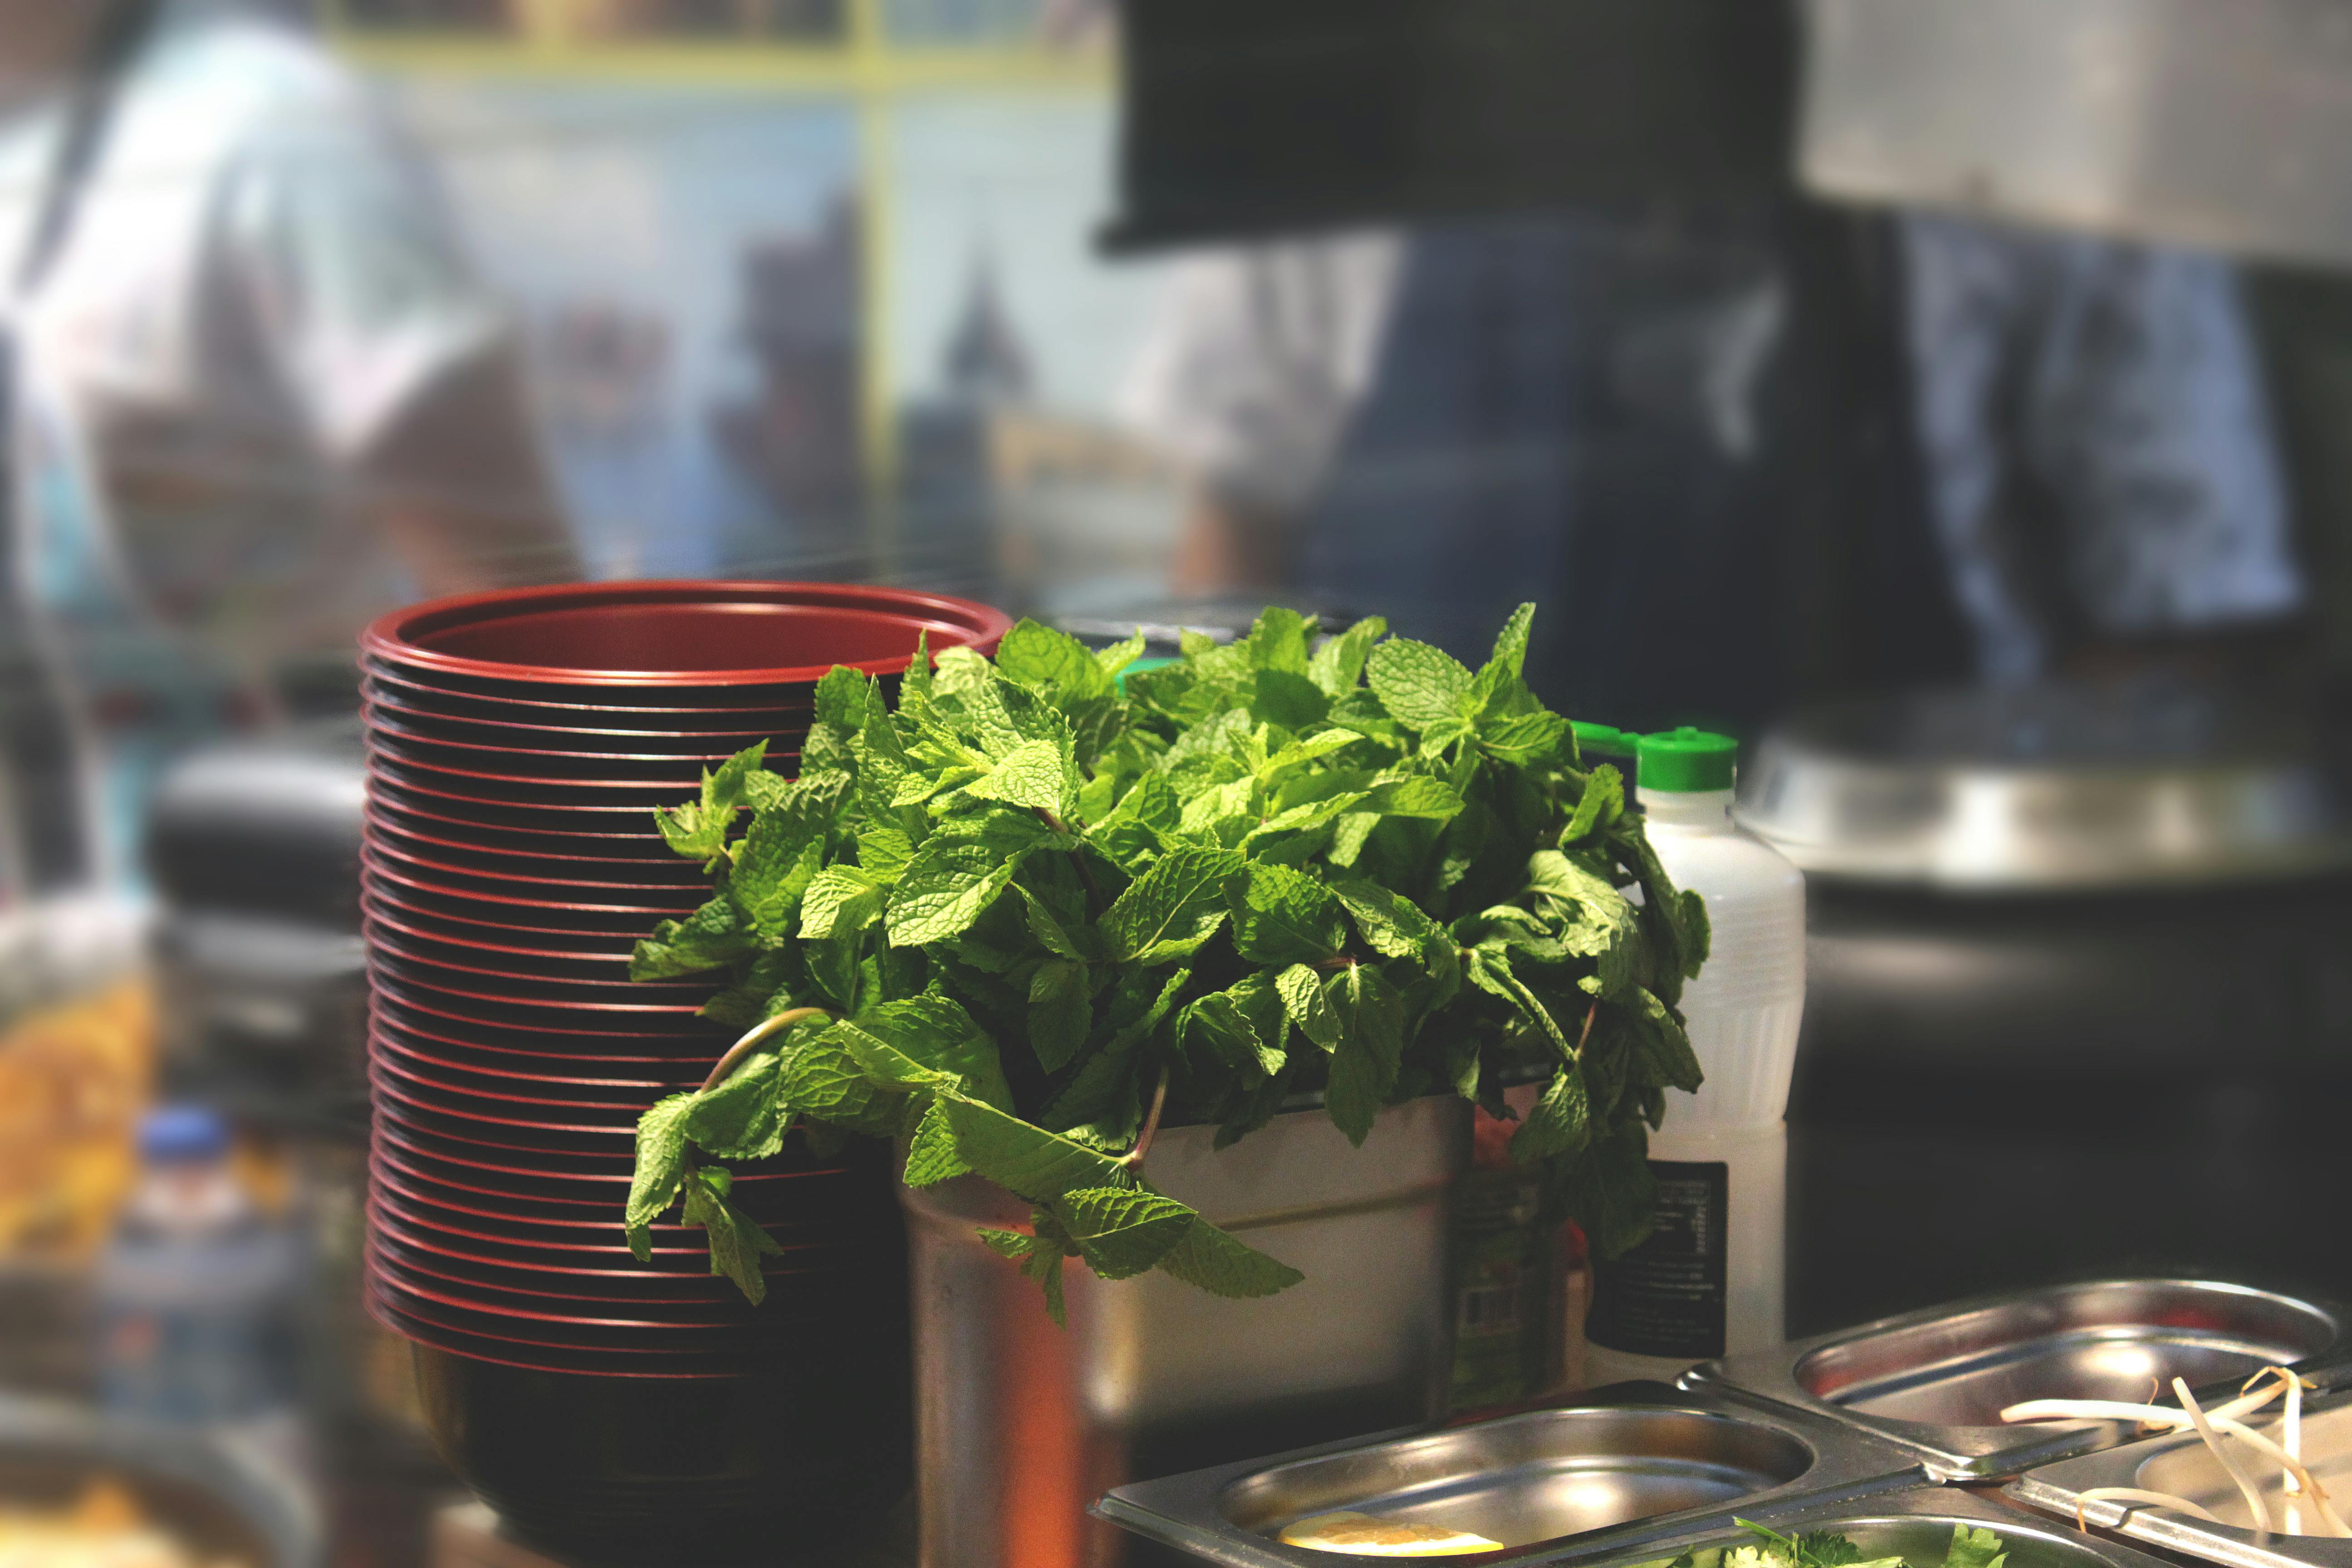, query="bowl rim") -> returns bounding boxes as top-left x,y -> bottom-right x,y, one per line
361,579 -> 1013,687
